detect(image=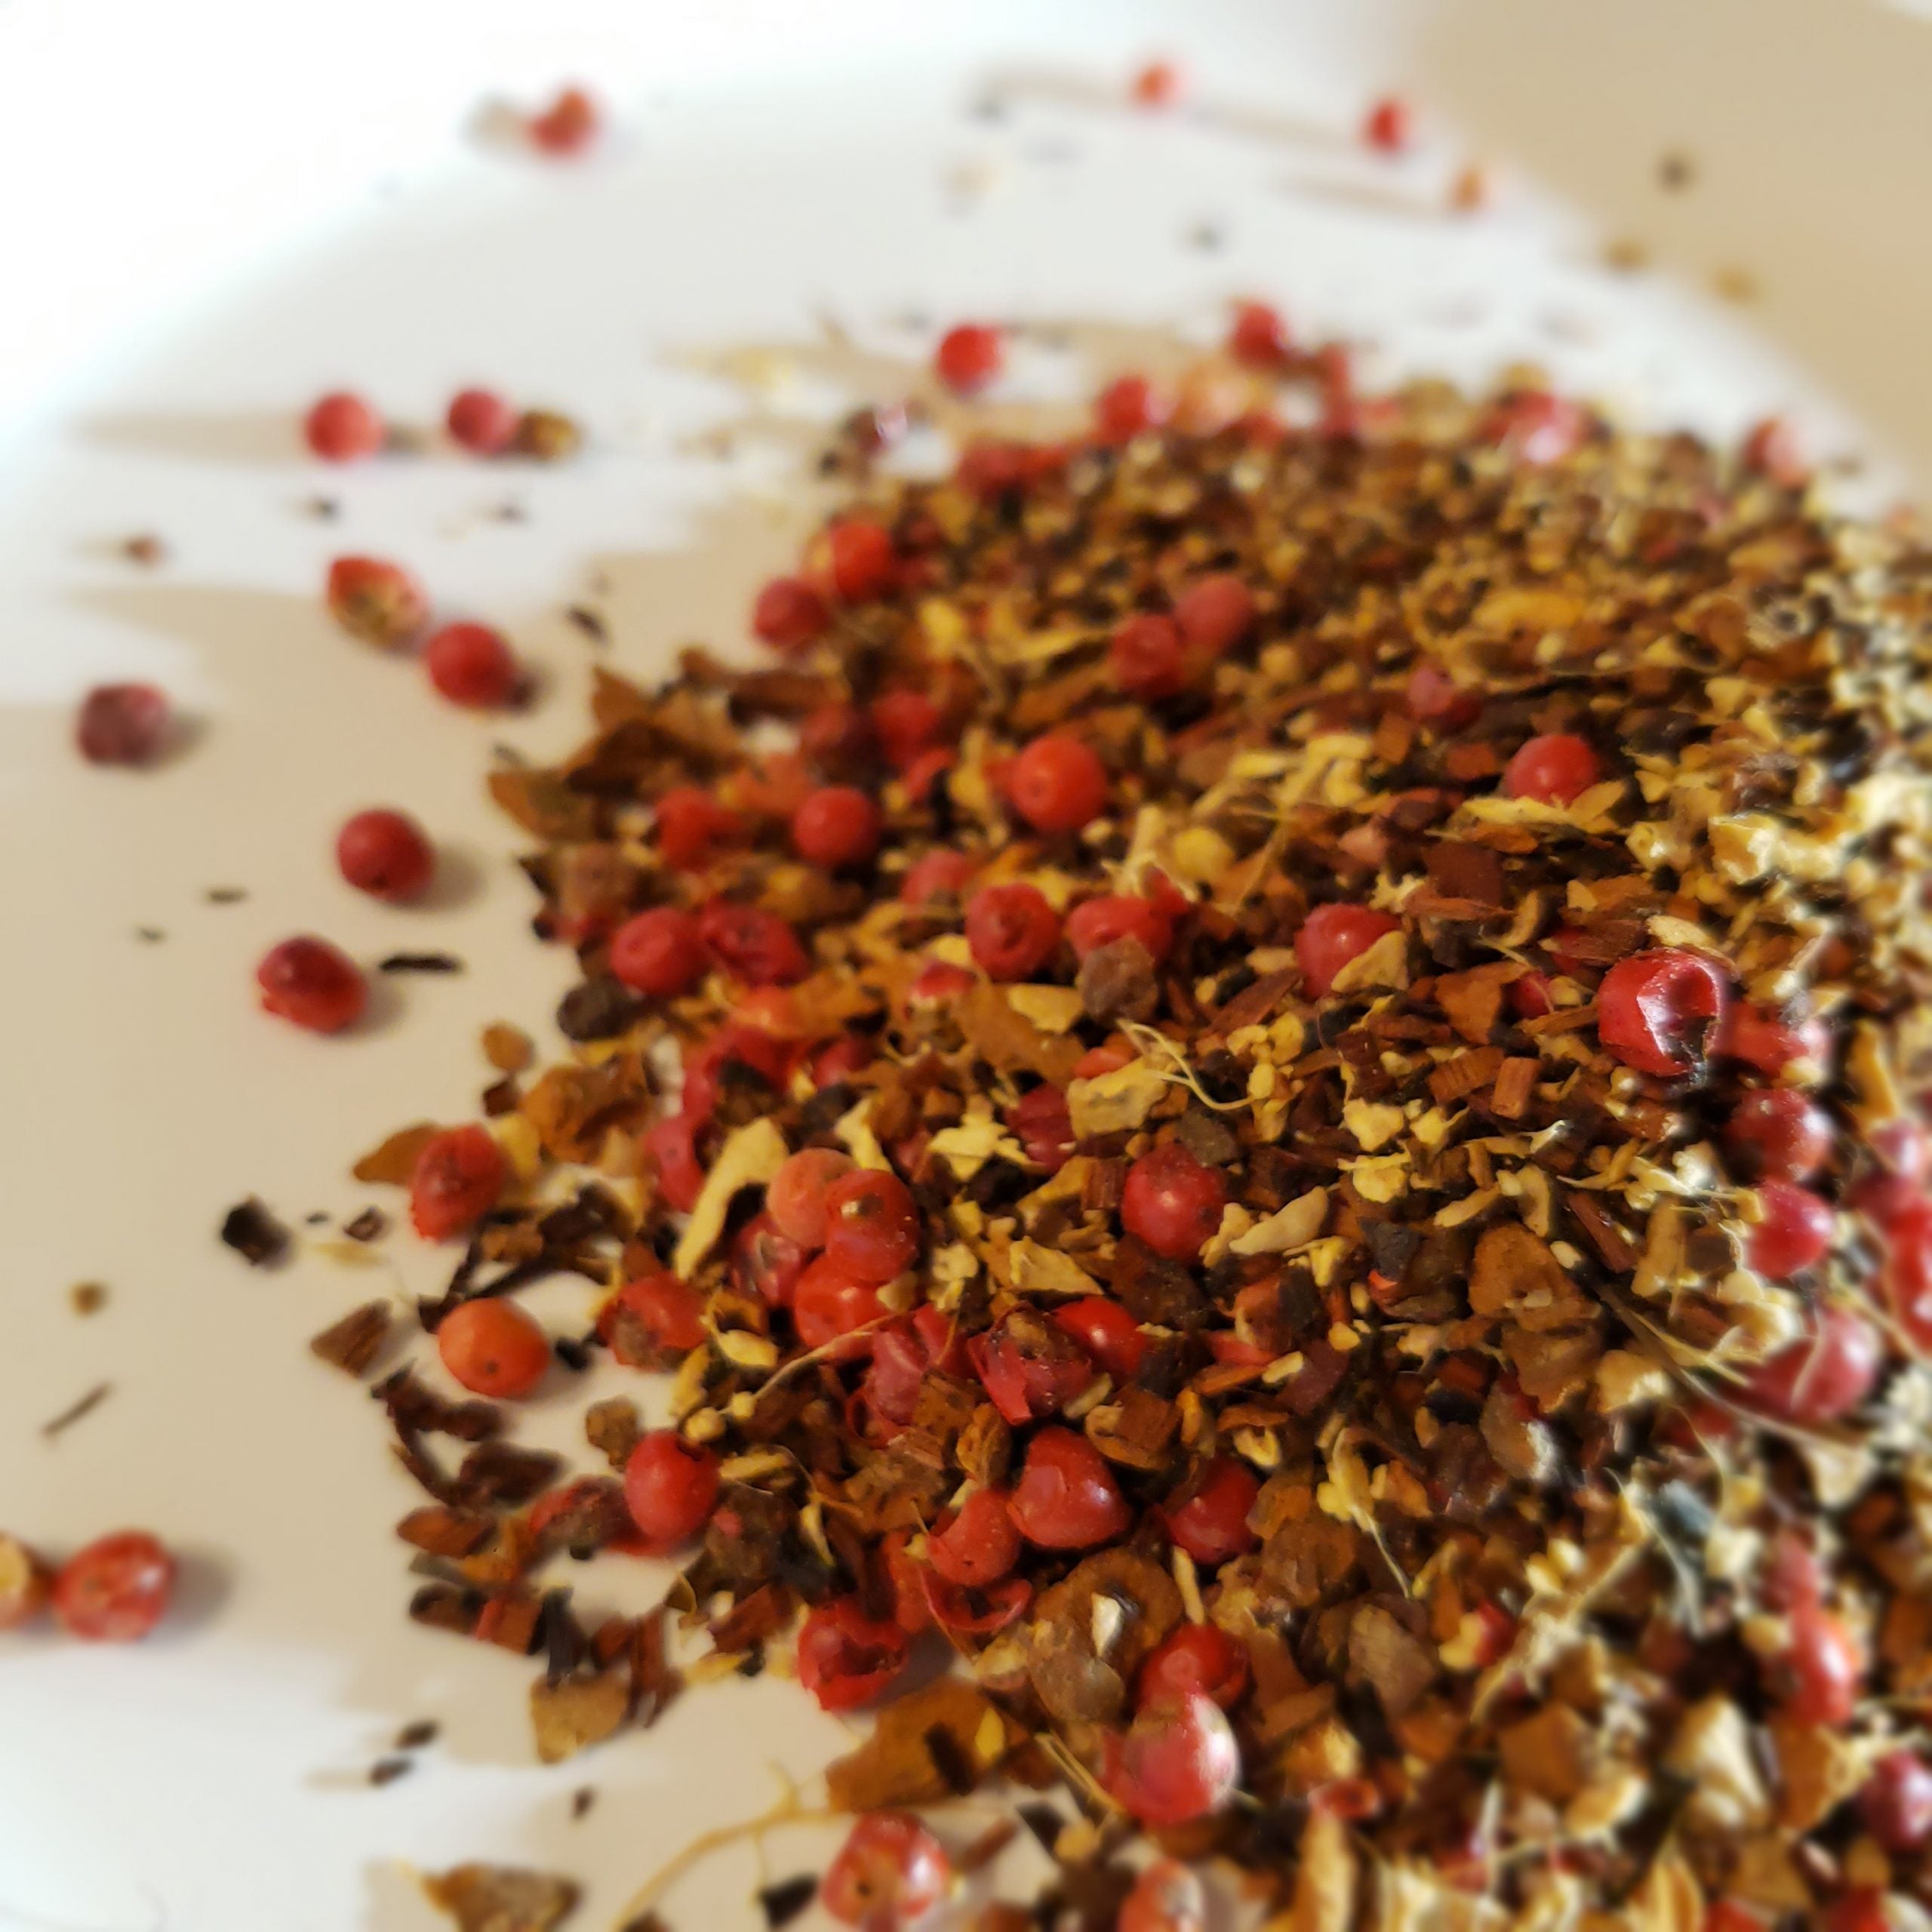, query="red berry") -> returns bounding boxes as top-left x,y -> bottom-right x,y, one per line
800,700 -> 876,777
1123,1143 -> 1228,1262
1137,1621 -> 1251,1711
528,85 -> 598,156
1163,1457 -> 1260,1565
752,576 -> 830,652
1761,1529 -> 1825,1612
1882,1201 -> 1932,1348
645,1113 -> 706,1212
1364,94 -> 1415,154
1228,300 -> 1291,368
1743,415 -> 1808,489
921,1570 -> 1032,1637
1008,732 -> 1109,834
798,1595 -> 910,1712
605,1271 -> 706,1365
1007,1083 -> 1075,1172
965,882 -> 1061,980
76,683 -> 170,765
1405,661 -> 1480,730
1066,894 -> 1173,964
1597,949 -> 1730,1076
51,1532 -> 175,1642
697,900 -> 810,986
1120,1860 -> 1207,1932
792,786 -> 883,870
257,935 -> 366,1034
1716,1000 -> 1829,1078
870,689 -> 944,769
609,907 -> 705,998
822,1810 -> 951,1927
1725,1090 -> 1832,1182
957,437 -> 1036,500
437,1299 -> 549,1399
1094,374 -> 1169,443
731,1213 -> 810,1311
794,1255 -> 889,1353
1747,1181 -> 1835,1279
1742,1304 -> 1880,1424
823,1169 -> 921,1284
1174,573 -> 1257,657
825,521 -> 898,602
900,848 -> 979,906
1010,1426 -> 1132,1549
1481,389 -> 1586,465
305,391 -> 383,461
1111,613 -> 1189,699
863,1321 -> 937,1435
1104,1691 -> 1241,1826
1313,342 -> 1359,438
1051,1299 -> 1146,1380
653,786 -> 742,871
681,1024 -> 794,1120
336,808 -> 435,903
623,1430 -> 719,1549
1861,1749 -> 1932,1853
1295,903 -> 1402,998
409,1124 -> 507,1239
1131,60 -> 1183,108
1777,1603 -> 1864,1727
1821,1890 -> 1889,1932
1502,732 -> 1600,804
446,387 -> 519,455
900,746 -> 953,804
1075,1043 -> 1133,1079
1872,1118 -> 1930,1185
970,1310 -> 1096,1425
811,1032 -> 875,1088
424,621 -> 518,709
935,322 -> 1004,395
767,1147 -> 857,1247
326,555 -> 429,649
906,958 -> 976,1011
1507,970 -> 1555,1019
0,1534 -> 51,1631
928,1488 -> 1021,1589
1706,1906 -> 1771,1932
